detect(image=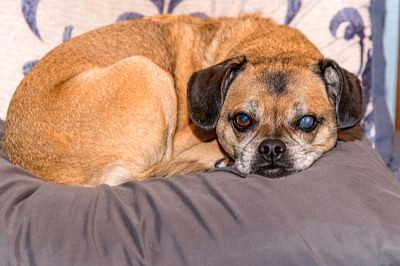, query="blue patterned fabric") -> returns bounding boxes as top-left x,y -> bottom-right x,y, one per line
369,0 -> 394,166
